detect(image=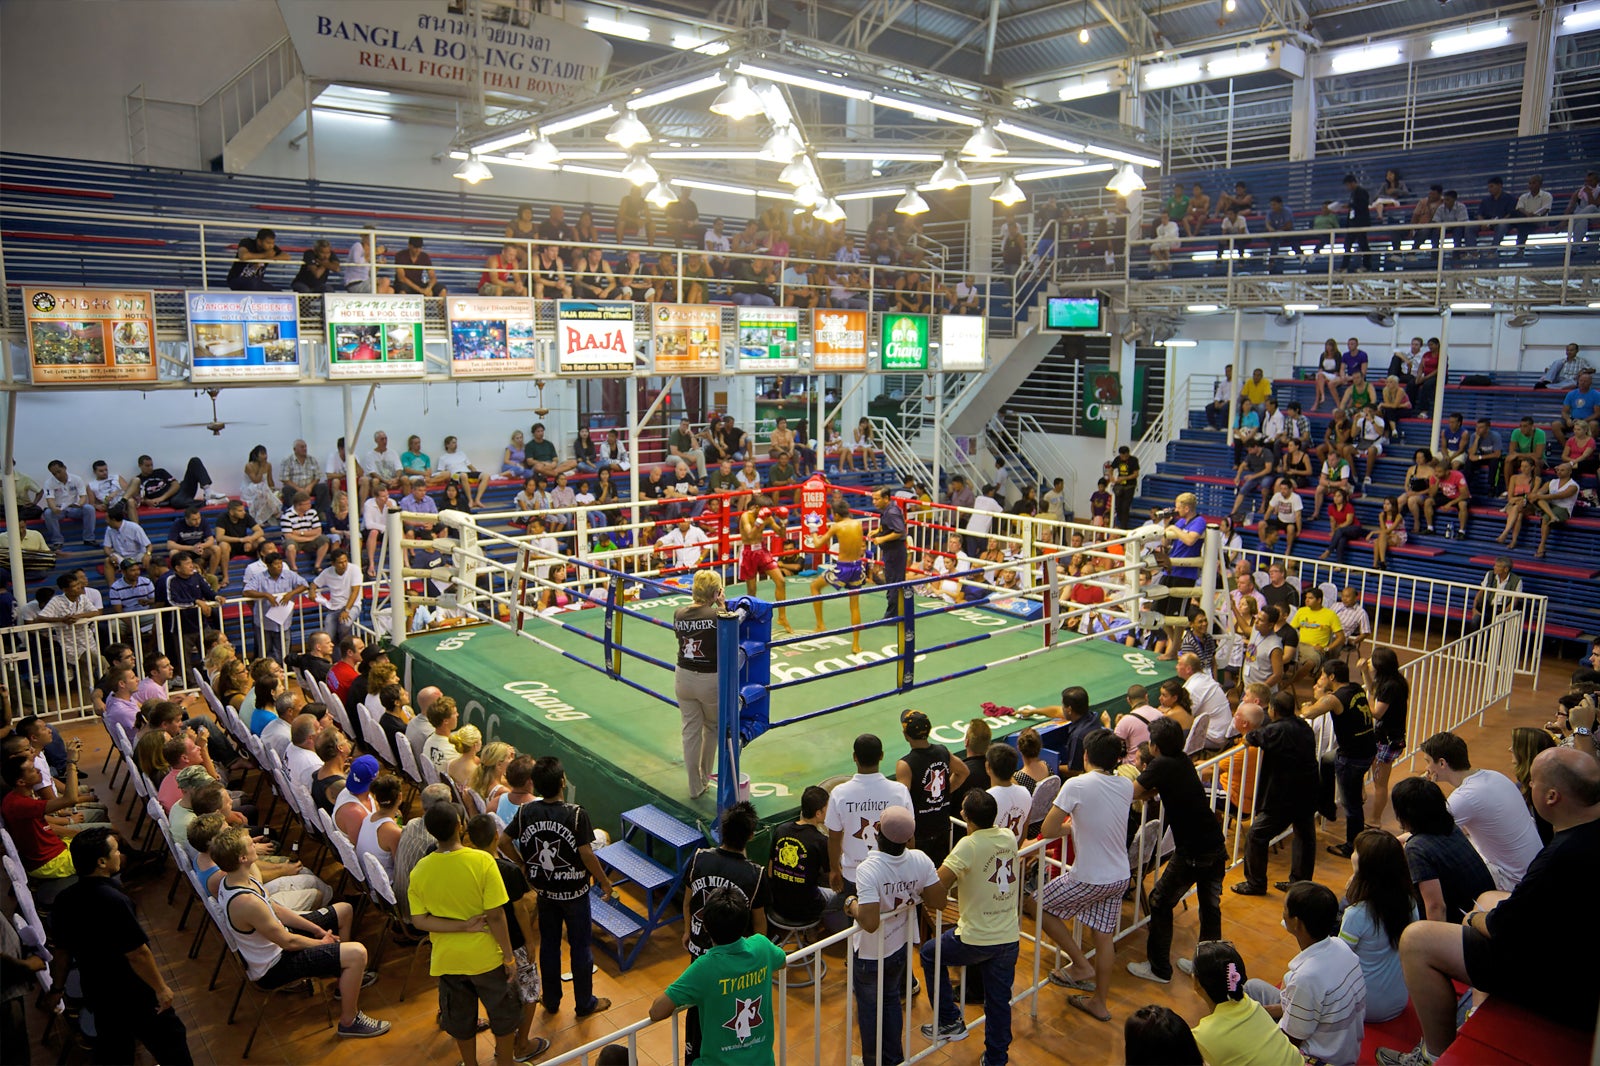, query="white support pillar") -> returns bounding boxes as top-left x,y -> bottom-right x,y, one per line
1106,332 -> 1137,461
342,384 -> 365,573
1289,74 -> 1317,162
3,394 -> 24,602
626,380 -> 642,528
1519,8 -> 1558,137
1224,309 -> 1244,447
386,508 -> 407,643
969,184 -> 995,279
933,374 -> 945,492
1429,313 -> 1451,455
